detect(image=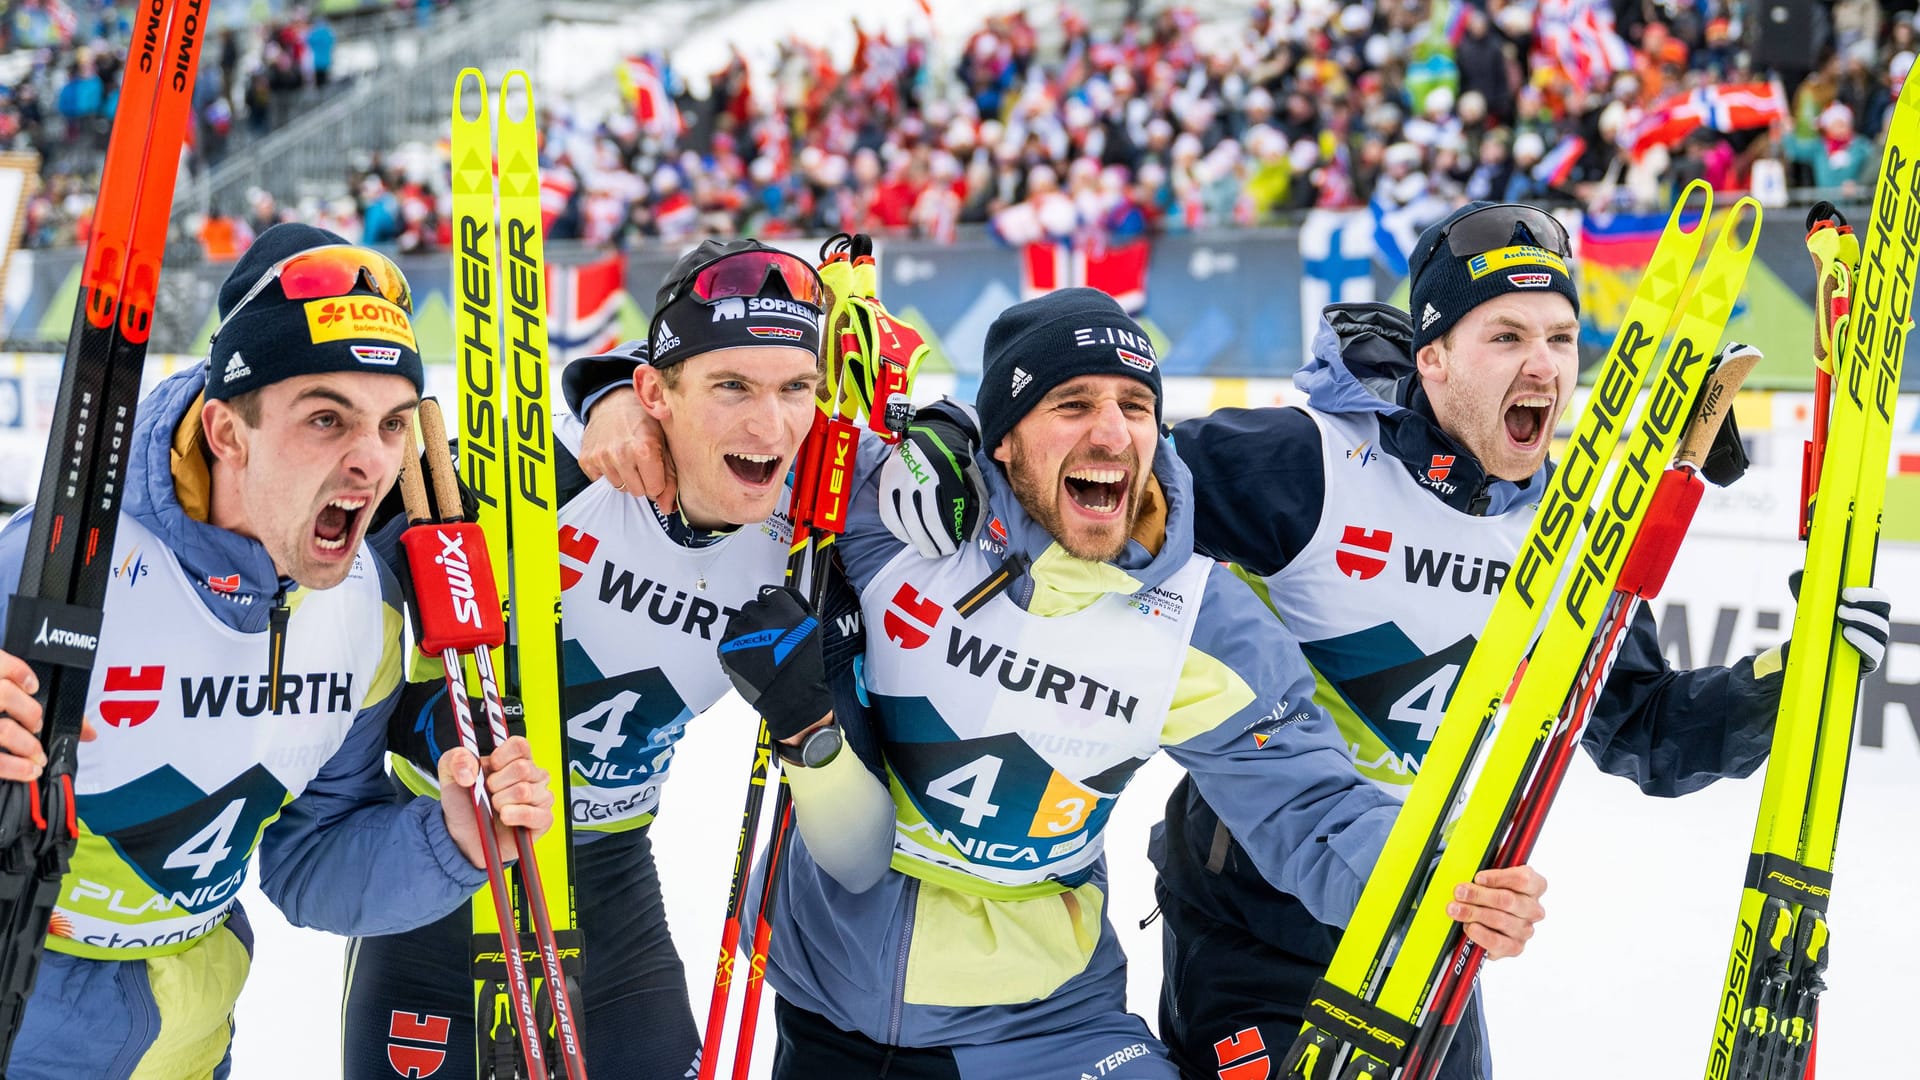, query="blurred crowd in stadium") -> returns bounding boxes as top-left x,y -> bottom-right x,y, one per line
4,0 -> 1916,257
